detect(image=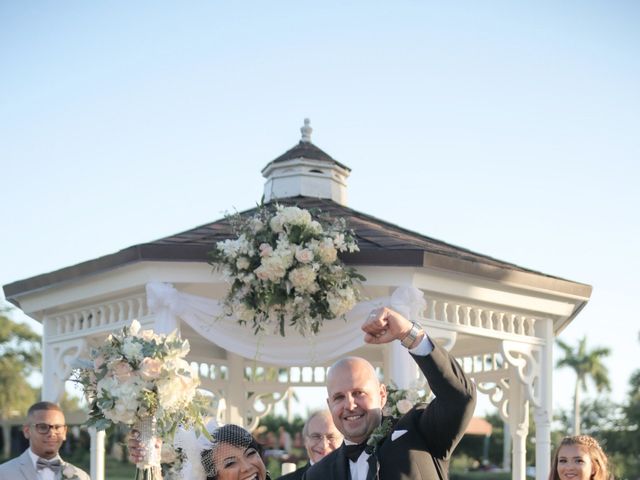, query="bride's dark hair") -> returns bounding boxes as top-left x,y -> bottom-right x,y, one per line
201,424 -> 267,480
